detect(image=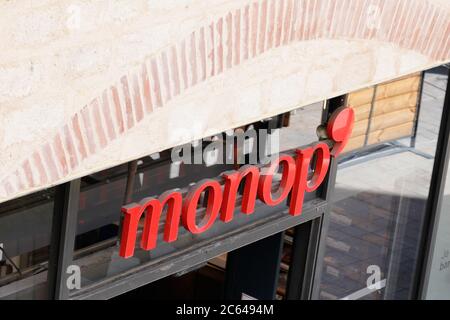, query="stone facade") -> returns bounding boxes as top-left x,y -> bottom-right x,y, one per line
0,0 -> 449,203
